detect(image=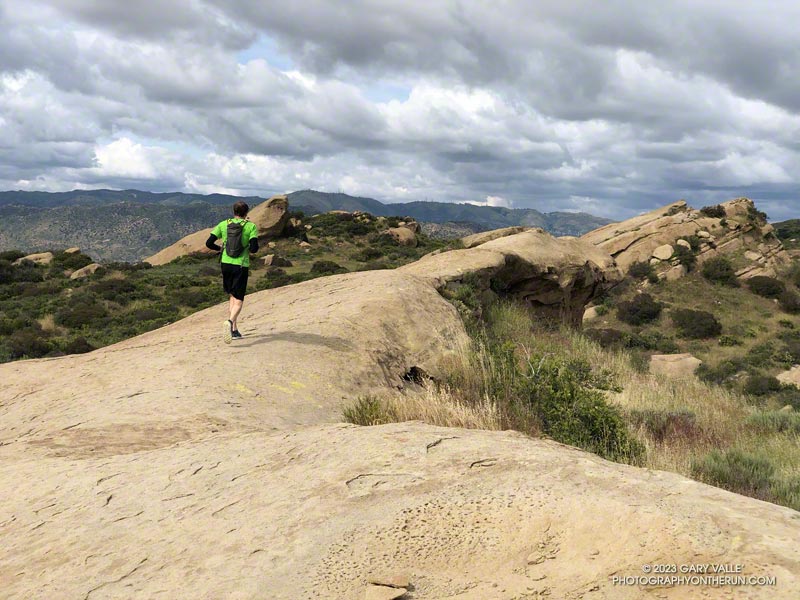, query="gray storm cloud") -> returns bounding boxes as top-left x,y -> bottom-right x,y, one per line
0,0 -> 798,219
